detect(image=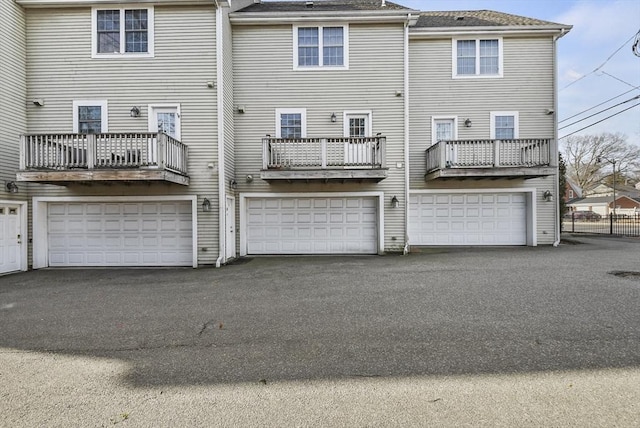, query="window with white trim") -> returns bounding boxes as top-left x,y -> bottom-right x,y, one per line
73,100 -> 108,133
344,112 -> 372,138
490,112 -> 519,139
431,116 -> 457,145
275,109 -> 307,138
294,25 -> 348,69
92,7 -> 154,58
453,38 -> 502,78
